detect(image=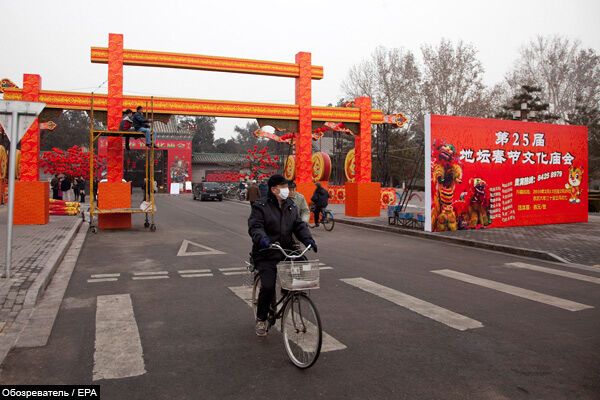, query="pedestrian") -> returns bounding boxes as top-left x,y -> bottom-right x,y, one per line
50,174 -> 60,200
289,181 -> 310,223
258,180 -> 268,199
61,175 -> 72,202
133,106 -> 154,147
246,180 -> 260,206
310,181 -> 329,227
248,174 -> 316,336
142,178 -> 148,201
78,177 -> 86,203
